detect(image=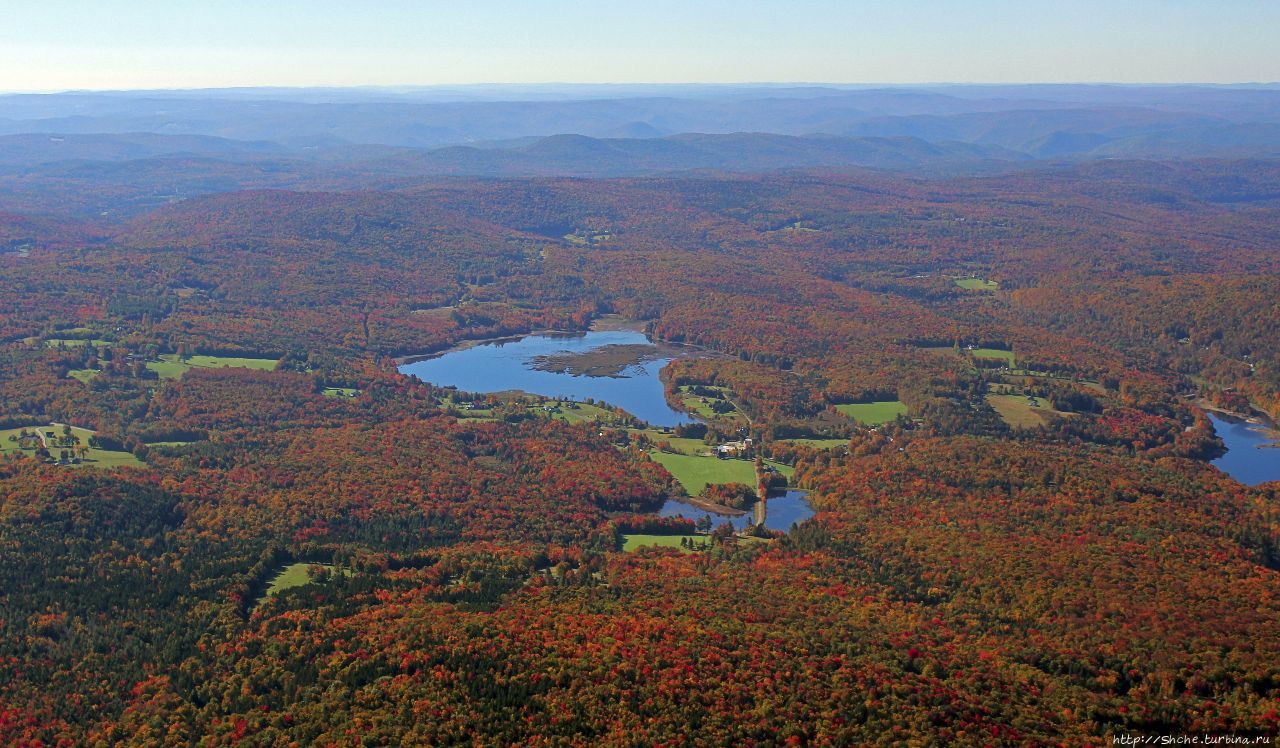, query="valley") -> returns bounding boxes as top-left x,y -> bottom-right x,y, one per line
0,84 -> 1278,745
